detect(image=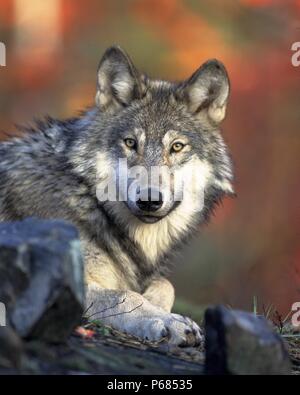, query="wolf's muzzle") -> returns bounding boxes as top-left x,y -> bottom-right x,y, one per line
136,188 -> 163,212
